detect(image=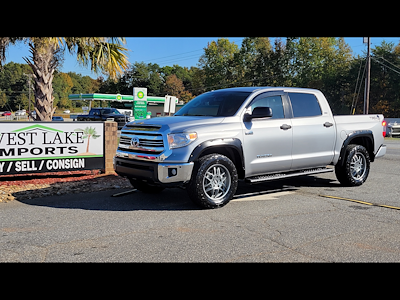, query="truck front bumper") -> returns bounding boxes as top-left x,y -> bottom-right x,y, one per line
114,157 -> 194,184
